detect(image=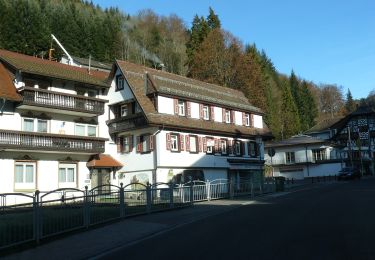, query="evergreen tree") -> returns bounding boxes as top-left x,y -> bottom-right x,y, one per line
280,78 -> 301,139
345,89 -> 356,114
207,7 -> 221,30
